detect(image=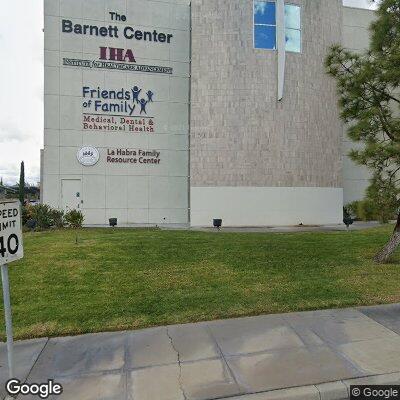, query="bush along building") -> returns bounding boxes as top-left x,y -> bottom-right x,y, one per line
41,0 -> 374,226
